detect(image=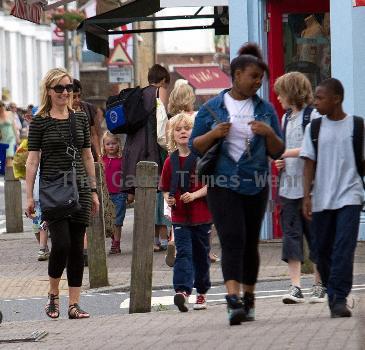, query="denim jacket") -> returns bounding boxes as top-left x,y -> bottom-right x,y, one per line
189,89 -> 284,195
